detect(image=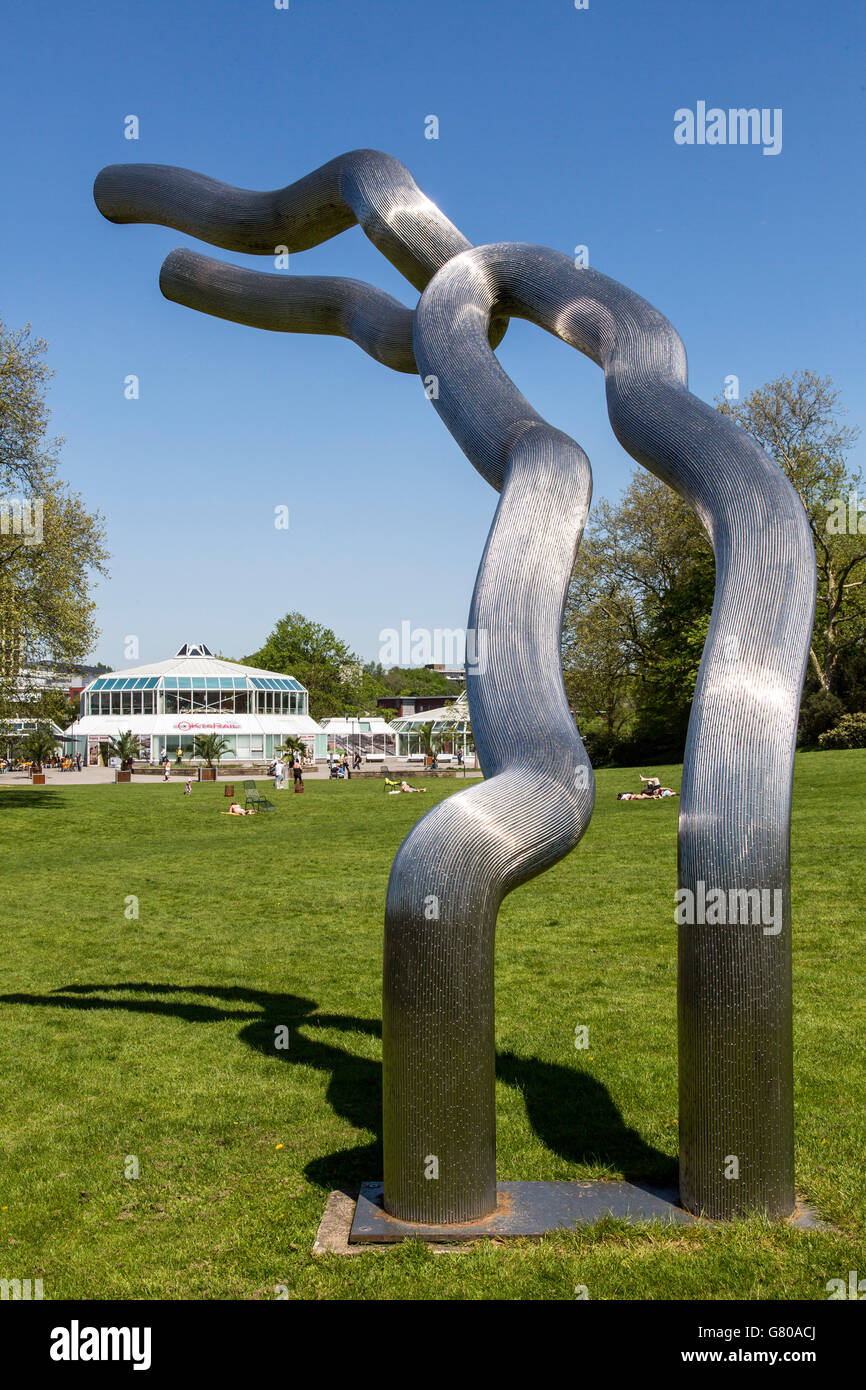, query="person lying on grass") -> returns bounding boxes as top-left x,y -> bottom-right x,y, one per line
617,787 -> 677,800
221,803 -> 256,815
388,781 -> 427,795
